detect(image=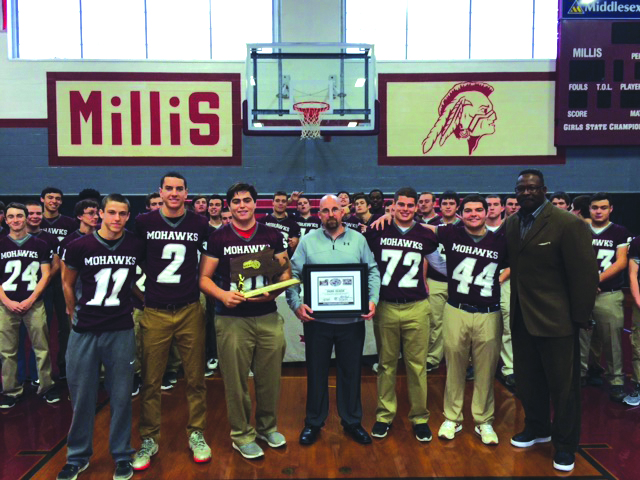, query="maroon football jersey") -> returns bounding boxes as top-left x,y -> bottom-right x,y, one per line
438,224 -> 507,307
426,217 -> 461,282
0,234 -> 52,302
135,210 -> 209,308
32,230 -> 59,259
258,213 -> 301,256
366,222 -> 438,301
63,231 -> 144,332
591,223 -> 632,291
58,230 -> 87,257
294,215 -> 322,237
41,214 -> 78,241
205,223 -> 287,317
342,214 -> 362,231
